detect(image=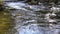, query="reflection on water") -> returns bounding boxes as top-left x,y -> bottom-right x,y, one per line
4,1 -> 60,34
0,9 -> 15,34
